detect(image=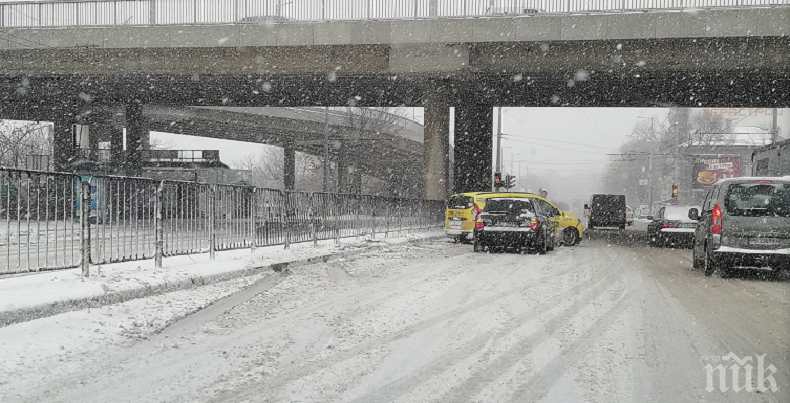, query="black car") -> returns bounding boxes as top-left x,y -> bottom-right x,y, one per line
585,194 -> 627,230
473,197 -> 557,254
